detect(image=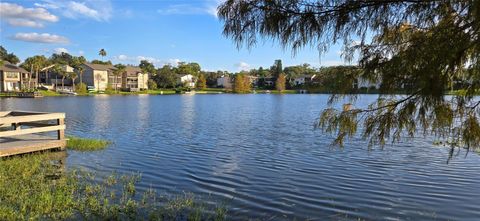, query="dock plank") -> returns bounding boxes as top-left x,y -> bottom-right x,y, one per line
0,134 -> 66,157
